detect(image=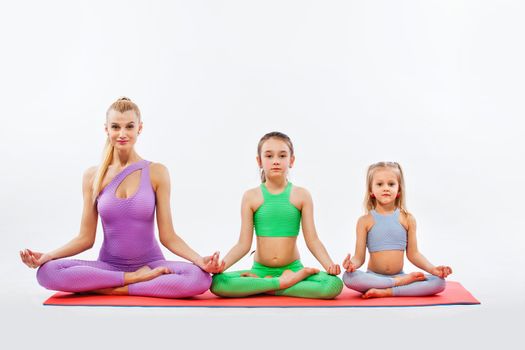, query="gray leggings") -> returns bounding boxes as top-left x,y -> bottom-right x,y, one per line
343,270 -> 446,296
